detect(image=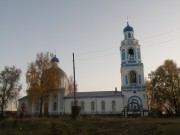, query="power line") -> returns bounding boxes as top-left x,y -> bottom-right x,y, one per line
60,28 -> 180,63
77,52 -> 118,61
75,30 -> 180,58
141,27 -> 180,41
142,36 -> 180,49
76,45 -> 118,56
